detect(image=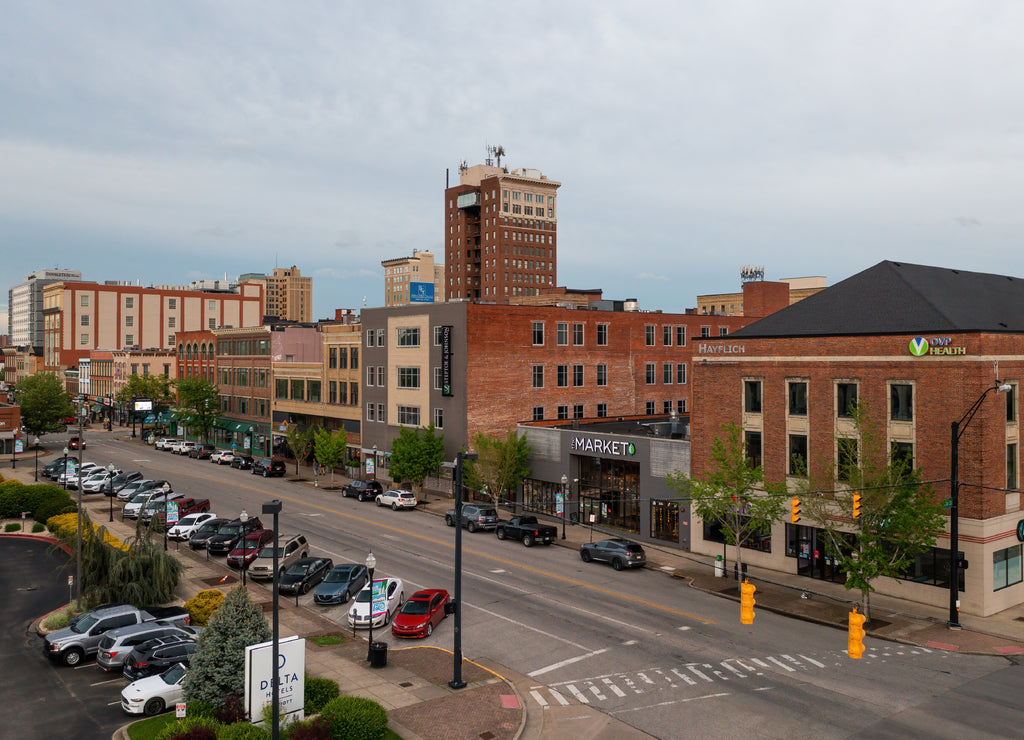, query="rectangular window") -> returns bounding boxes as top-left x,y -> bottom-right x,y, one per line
789,435 -> 808,476
376,366 -> 385,386
168,298 -> 176,310
290,379 -> 304,400
367,403 -> 376,422
701,326 -> 710,338
125,334 -> 134,345
532,406 -> 544,421
597,364 -> 607,386
125,297 -> 134,308
433,367 -> 443,390
397,405 -> 420,426
532,321 -> 544,345
125,316 -> 134,327
994,546 -> 1023,591
573,404 -> 584,419
208,318 -> 216,329
573,365 -> 584,387
350,383 -> 358,405
350,347 -> 358,369
81,315 -> 89,326
81,295 -> 89,307
745,431 -> 762,469
557,365 -> 568,388
663,363 -> 673,384
676,326 -> 686,346
838,438 -> 858,481
677,363 -> 687,384
80,333 -> 88,345
339,382 -> 348,405
1008,384 -> 1019,422
208,300 -> 216,310
329,381 -> 337,404
329,347 -> 337,369
677,400 -> 686,414
376,328 -> 384,346
662,400 -> 672,414
597,403 -> 608,418
573,323 -> 584,345
892,442 -> 914,470
744,380 -> 762,413
367,331 -> 375,347
645,325 -> 655,346
556,322 -> 568,345
434,326 -> 445,346
663,326 -> 672,346
837,383 -> 858,417
645,363 -> 656,384
557,405 -> 569,420
719,327 -> 729,336
597,324 -> 608,346
308,381 -> 321,403
397,367 -> 420,388
168,317 -> 176,328
397,328 -> 420,347
890,384 -> 913,421
366,367 -> 374,386
789,381 -> 808,415
377,403 -> 385,422
433,408 -> 444,429
1009,443 -> 1019,491
646,401 -> 656,415
339,347 -> 348,369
